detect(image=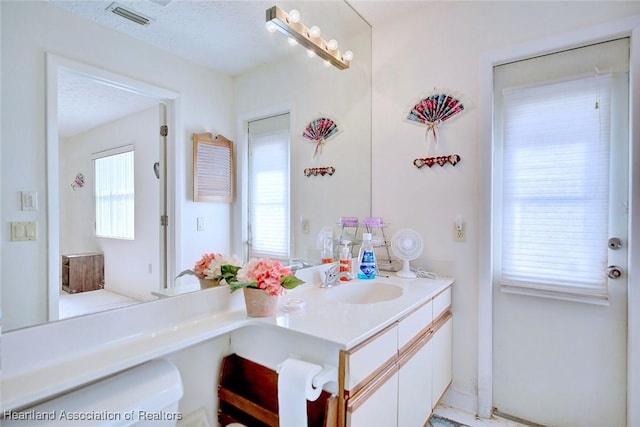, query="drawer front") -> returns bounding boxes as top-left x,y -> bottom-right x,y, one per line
433,286 -> 451,320
344,325 -> 398,392
397,299 -> 432,351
